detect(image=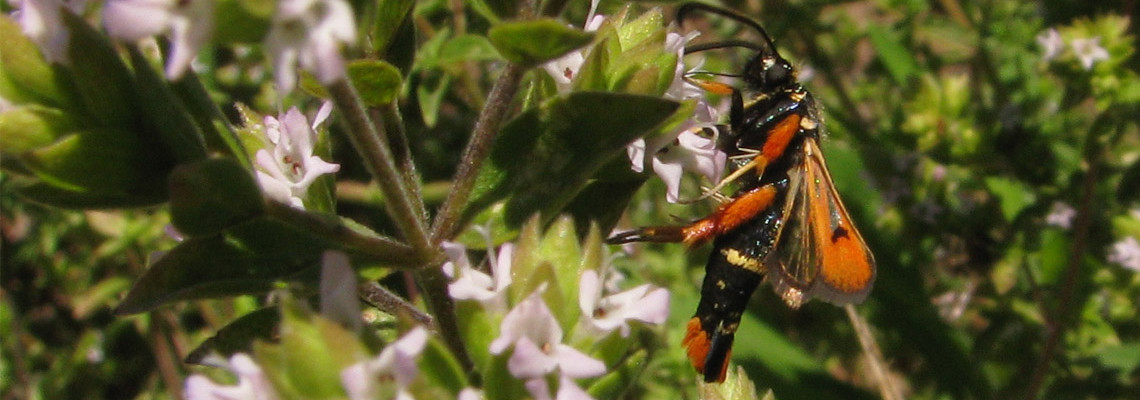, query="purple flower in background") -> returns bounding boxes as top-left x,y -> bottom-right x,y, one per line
1071,36 -> 1110,70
